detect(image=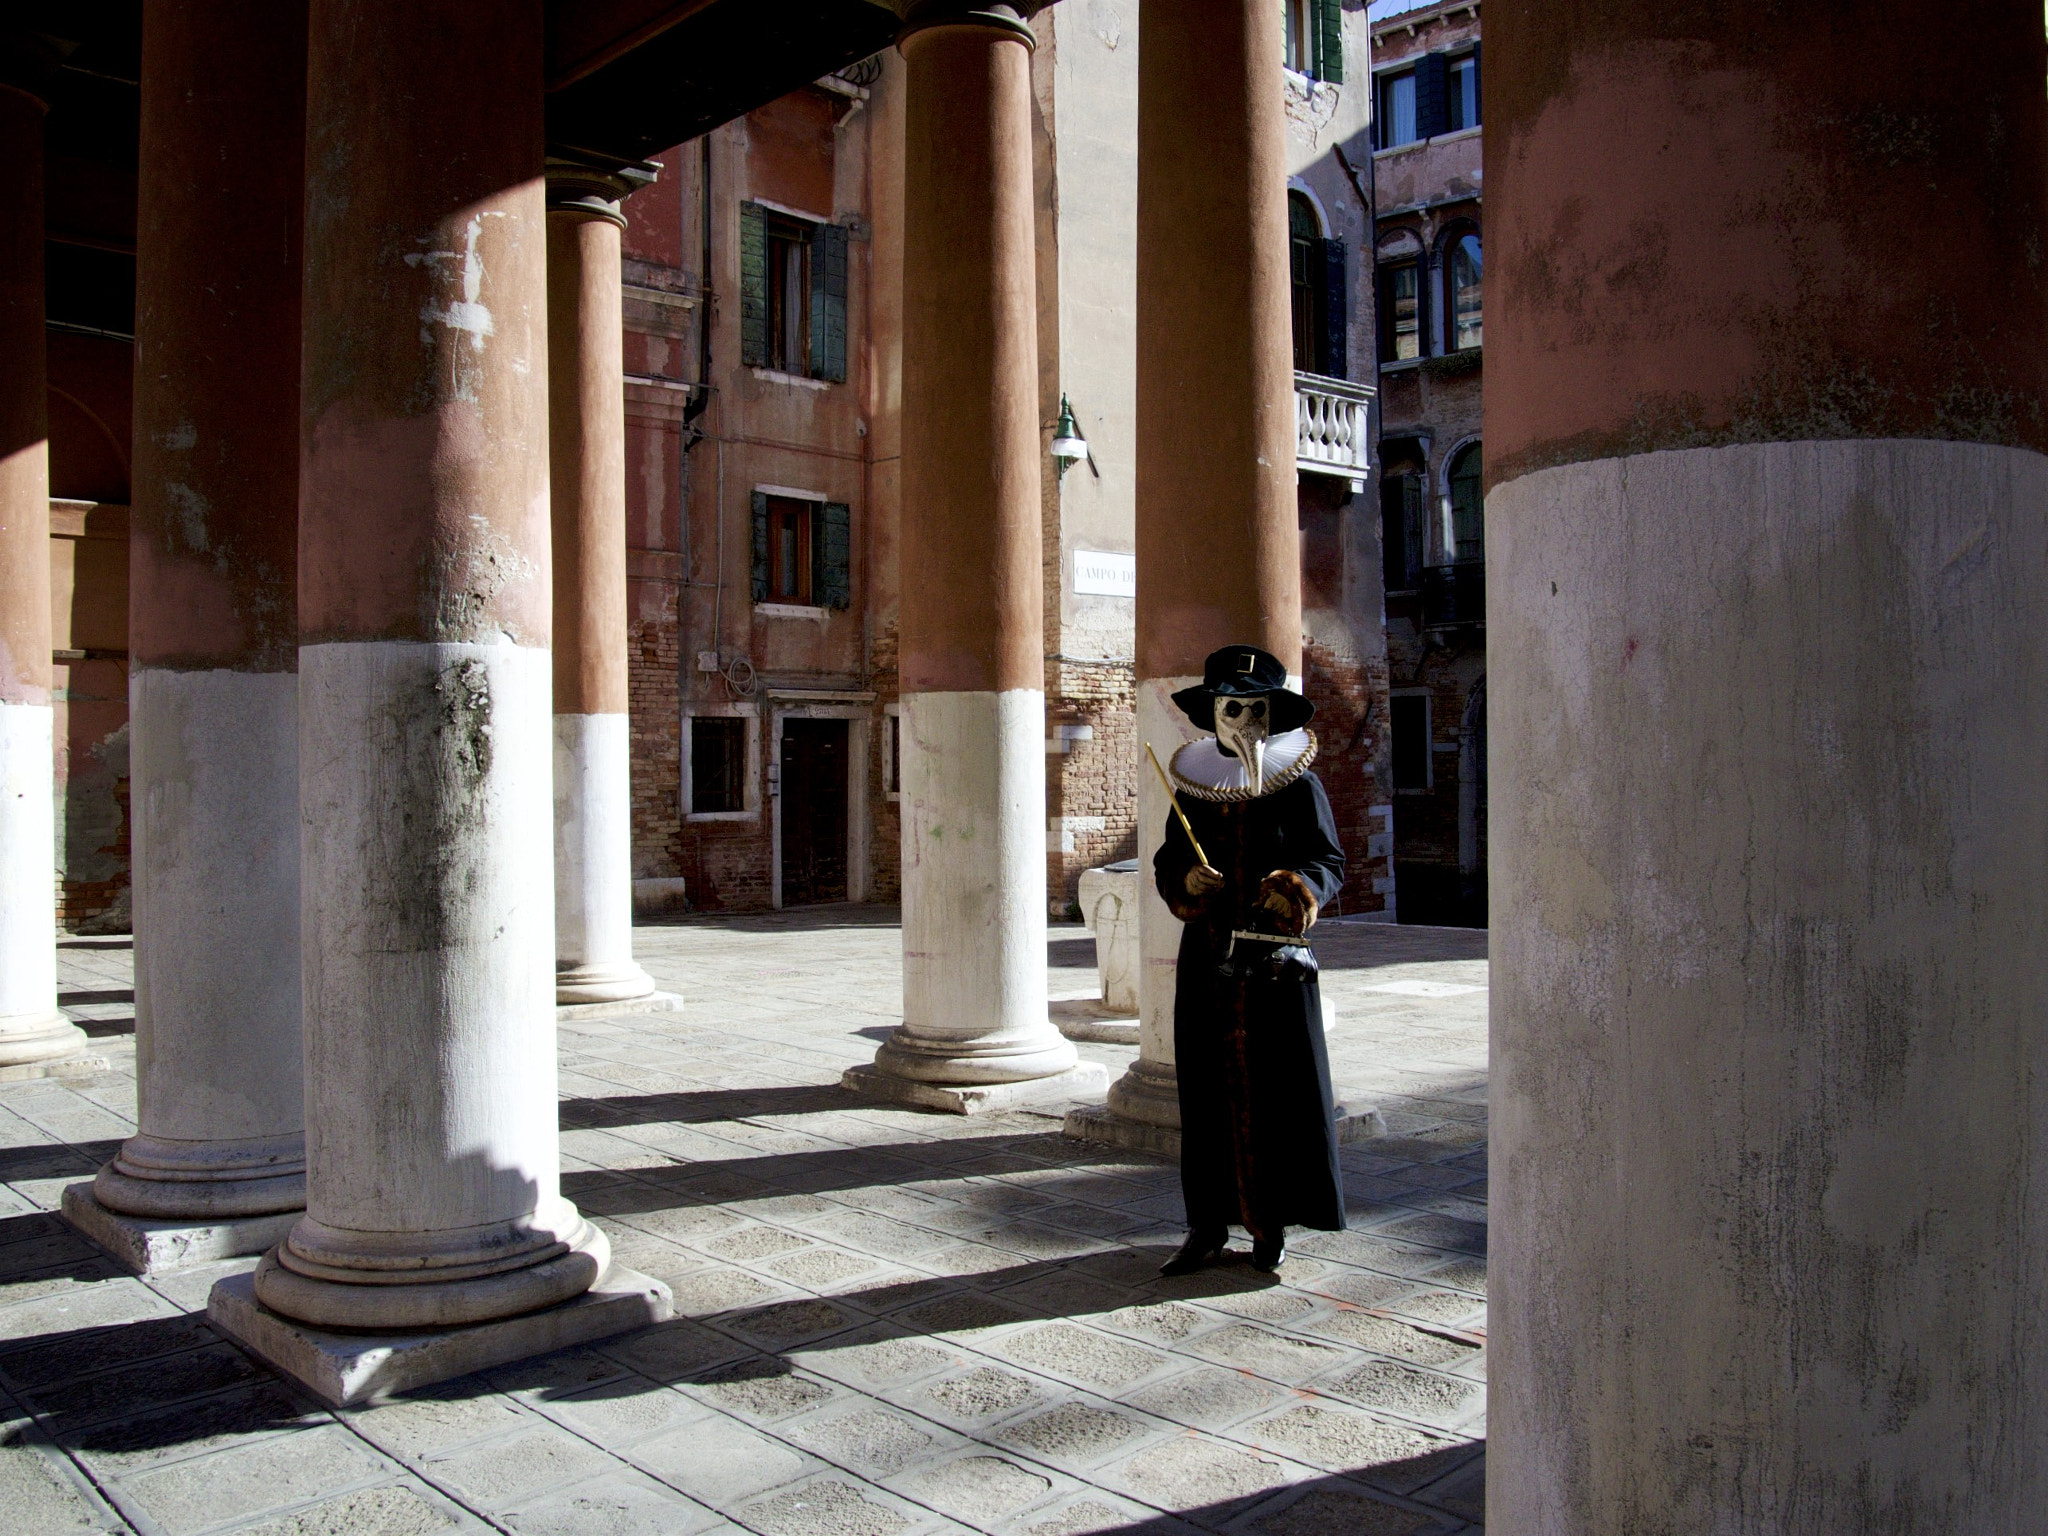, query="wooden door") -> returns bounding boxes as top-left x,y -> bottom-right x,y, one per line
780,718 -> 848,905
